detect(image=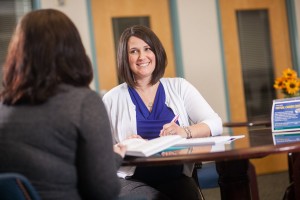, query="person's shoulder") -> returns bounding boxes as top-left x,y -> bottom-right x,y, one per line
160,77 -> 188,86
102,83 -> 128,100
57,84 -> 100,100
59,84 -> 94,94
50,84 -> 100,109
